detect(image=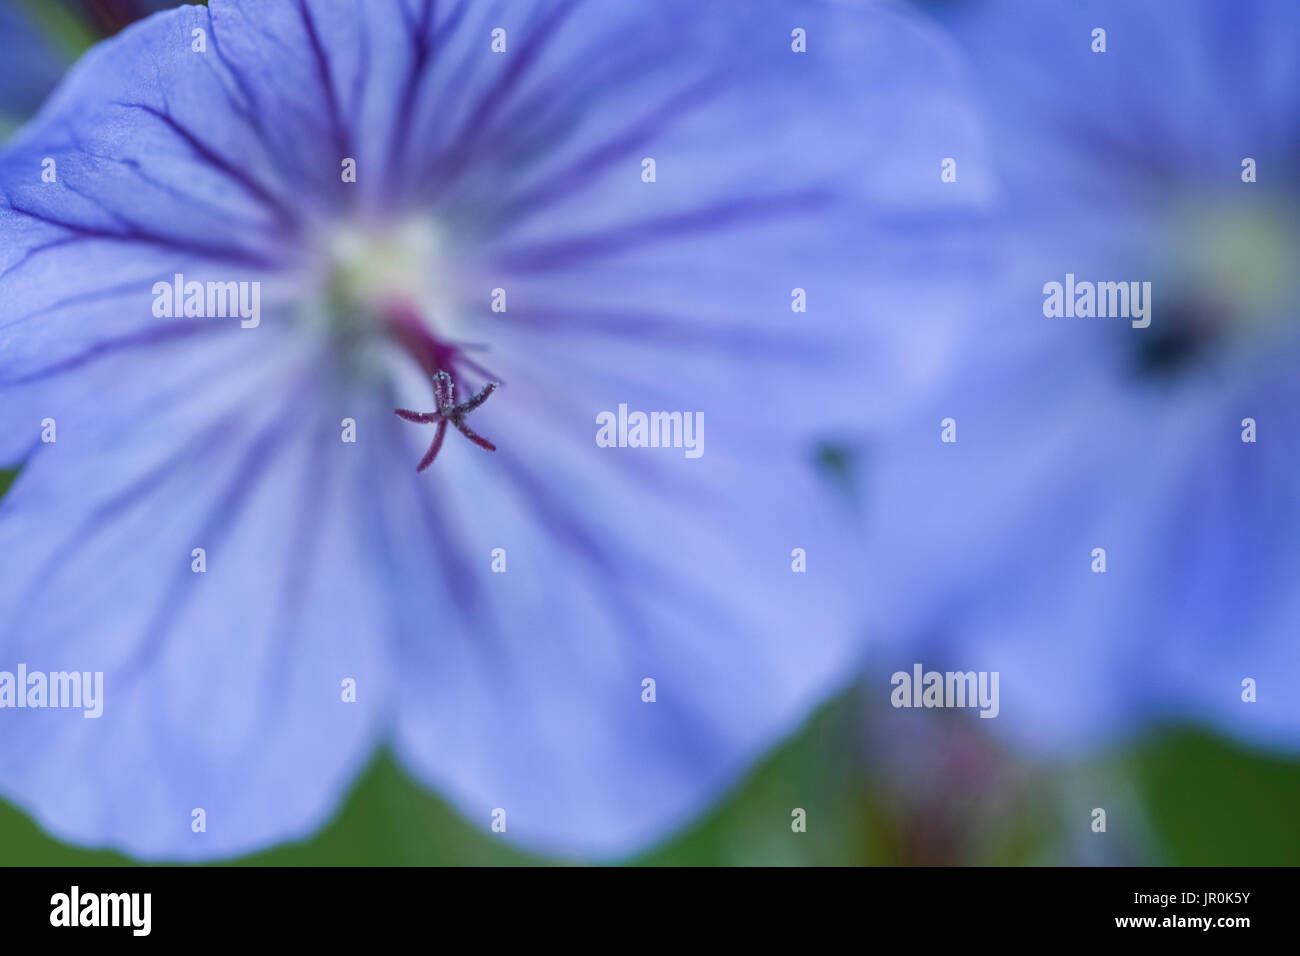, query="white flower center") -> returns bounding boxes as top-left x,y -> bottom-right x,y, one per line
323,217 -> 459,331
